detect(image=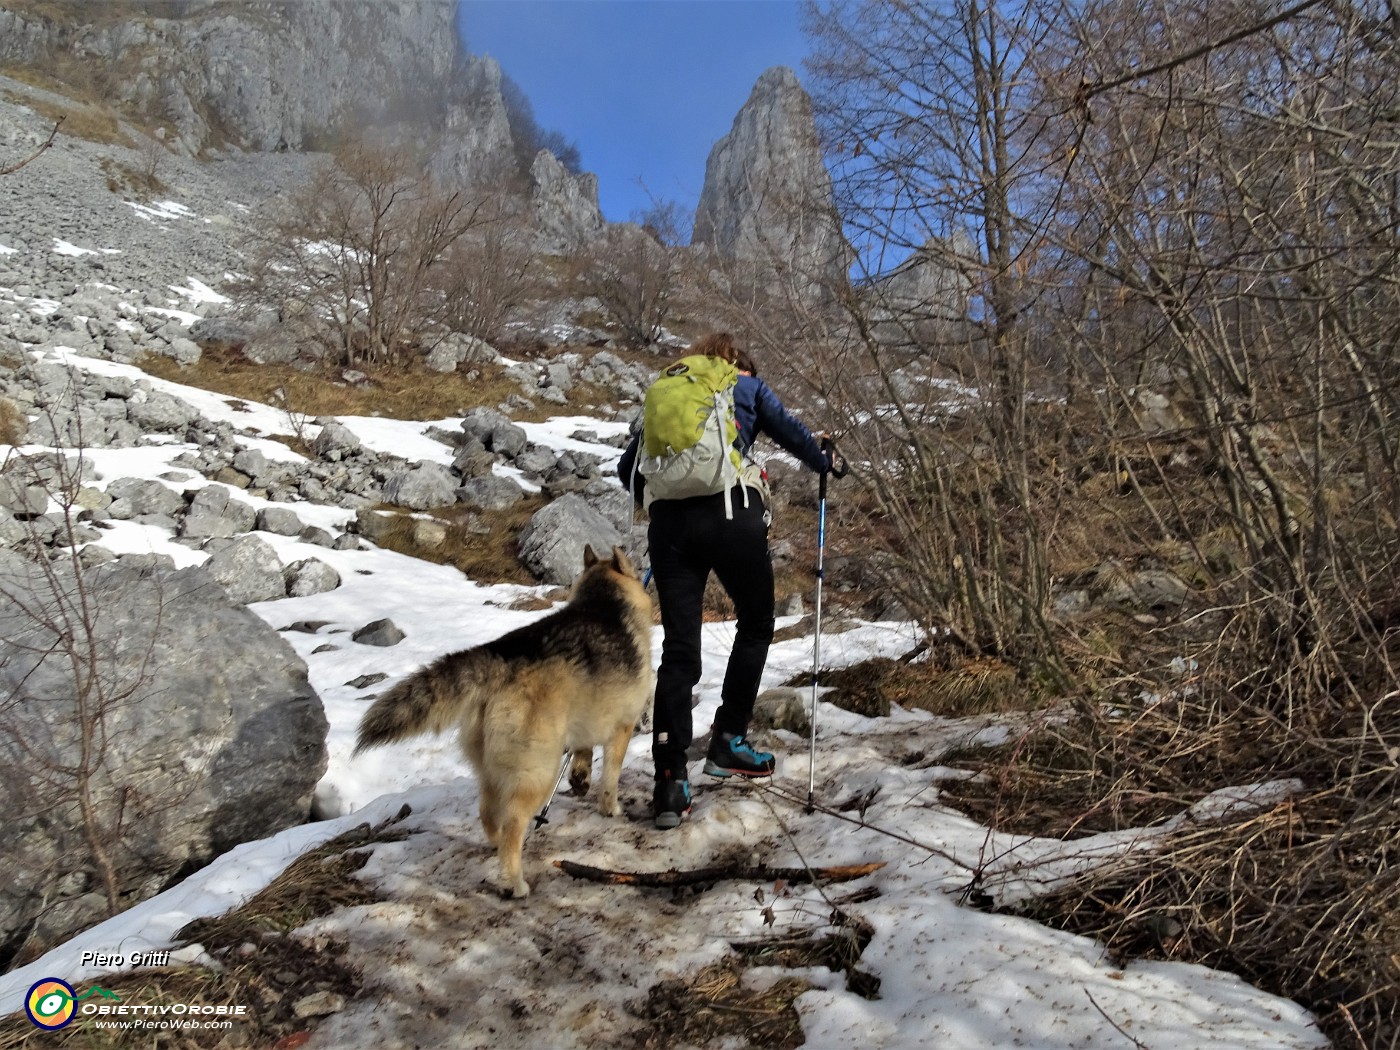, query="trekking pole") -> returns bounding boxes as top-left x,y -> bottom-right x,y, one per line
533,752 -> 573,830
807,437 -> 848,814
